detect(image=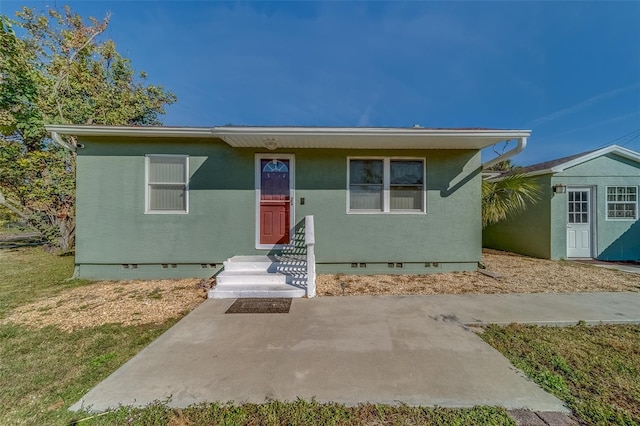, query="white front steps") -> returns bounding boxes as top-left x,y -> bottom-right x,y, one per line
209,255 -> 307,299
